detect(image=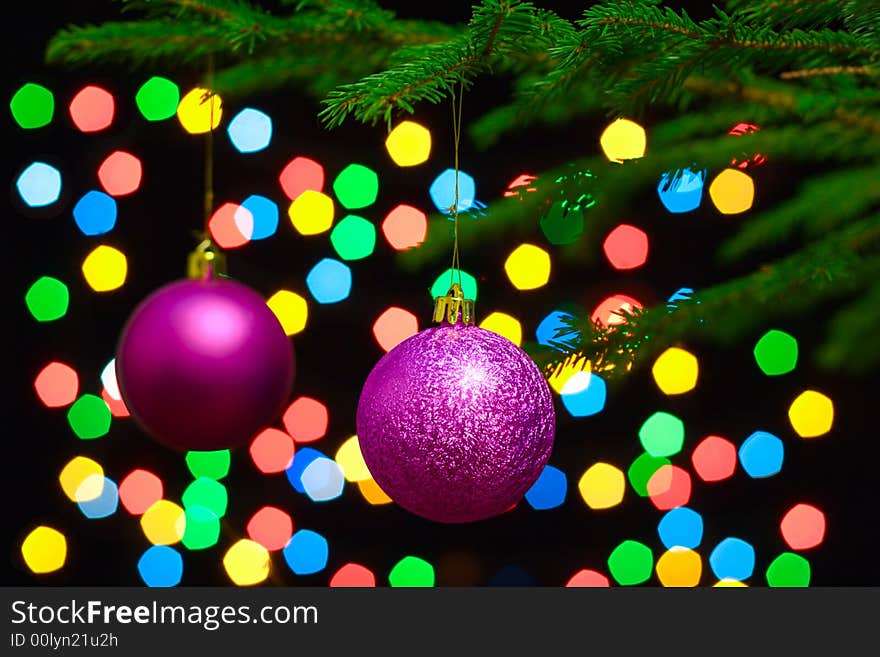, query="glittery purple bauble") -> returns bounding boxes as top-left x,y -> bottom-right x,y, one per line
116,277 -> 295,452
356,322 -> 555,523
